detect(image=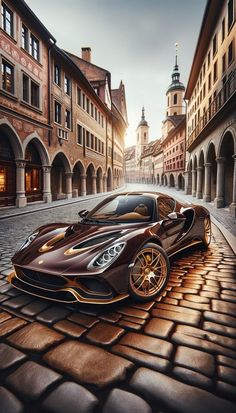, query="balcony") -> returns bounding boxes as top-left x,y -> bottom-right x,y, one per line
187,69 -> 236,150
